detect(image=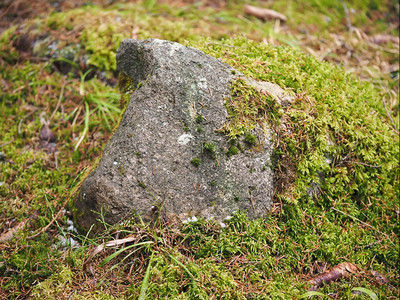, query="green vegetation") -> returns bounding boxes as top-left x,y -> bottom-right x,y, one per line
196,114 -> 204,123
244,133 -> 257,146
191,158 -> 201,167
202,142 -> 217,159
0,0 -> 398,299
226,145 -> 240,157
